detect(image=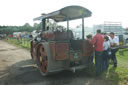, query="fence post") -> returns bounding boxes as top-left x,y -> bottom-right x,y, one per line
27,40 -> 29,47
